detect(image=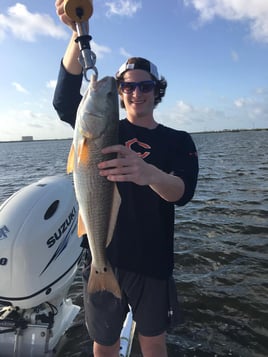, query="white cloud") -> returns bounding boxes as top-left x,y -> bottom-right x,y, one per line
231,50 -> 239,62
91,40 -> 111,58
155,86 -> 268,132
0,108 -> 73,141
0,3 -> 67,42
12,82 -> 29,94
120,47 -> 132,58
176,100 -> 193,113
156,99 -> 224,131
255,87 -> 268,95
233,90 -> 268,121
46,80 -> 57,89
105,0 -> 142,17
184,0 -> 268,43
234,98 -> 246,107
